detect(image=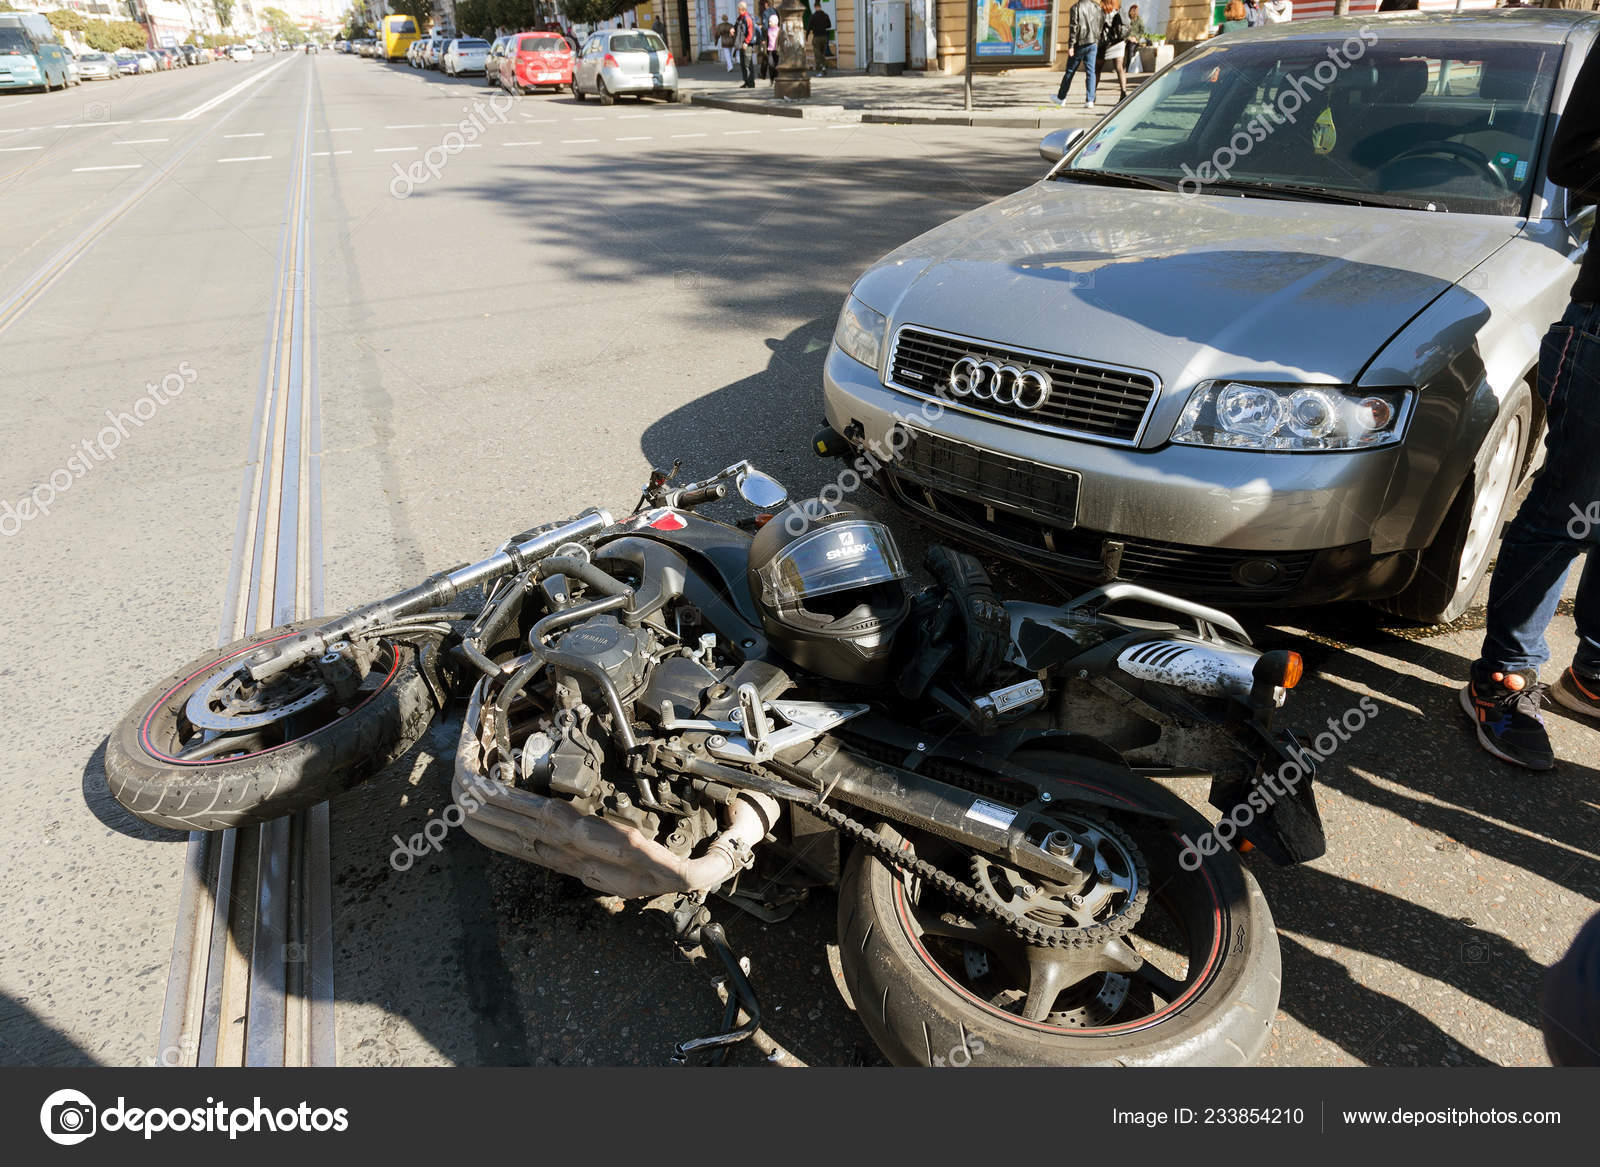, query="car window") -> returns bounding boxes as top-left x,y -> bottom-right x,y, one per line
521,35 -> 565,52
582,37 -> 603,56
1065,36 -> 1562,216
610,33 -> 667,53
